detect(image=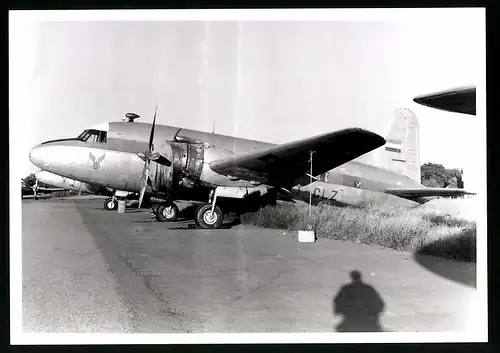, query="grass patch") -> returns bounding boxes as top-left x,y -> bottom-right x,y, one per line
240,201 -> 476,262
